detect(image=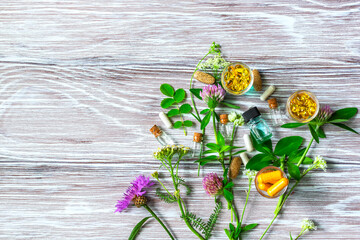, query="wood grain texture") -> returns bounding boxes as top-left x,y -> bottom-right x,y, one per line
0,0 -> 360,239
